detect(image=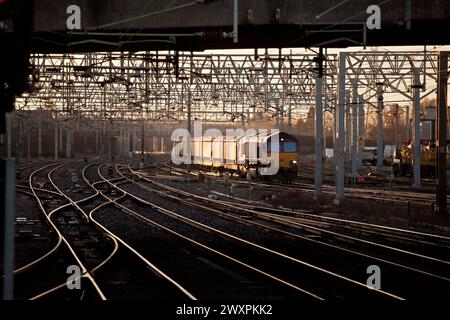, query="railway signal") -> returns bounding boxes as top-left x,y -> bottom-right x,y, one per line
1,0 -> 33,300
0,0 -> 34,133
